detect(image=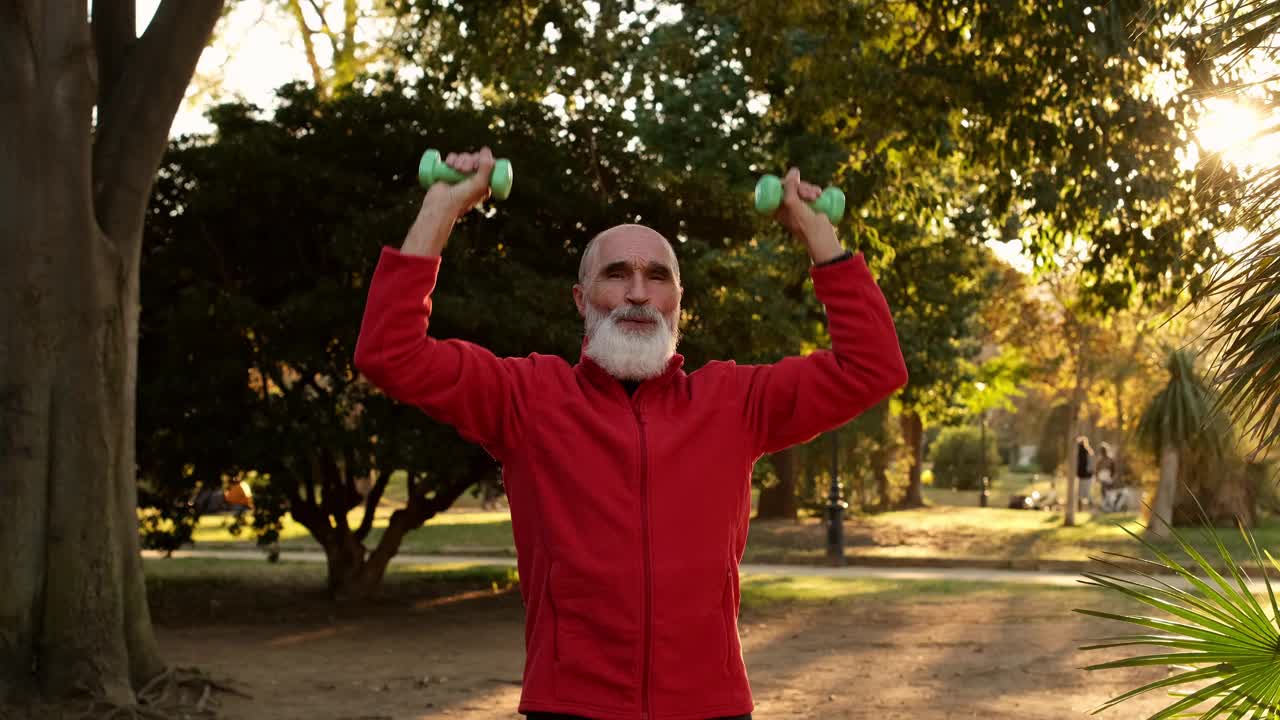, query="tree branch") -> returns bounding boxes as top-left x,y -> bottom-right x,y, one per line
355,461 -> 391,542
283,472 -> 328,545
413,456 -> 493,526
362,458 -> 491,581
328,449 -> 351,535
91,0 -> 135,112
304,450 -> 318,507
305,0 -> 332,34
339,0 -> 357,74
92,0 -> 224,261
287,0 -> 328,93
